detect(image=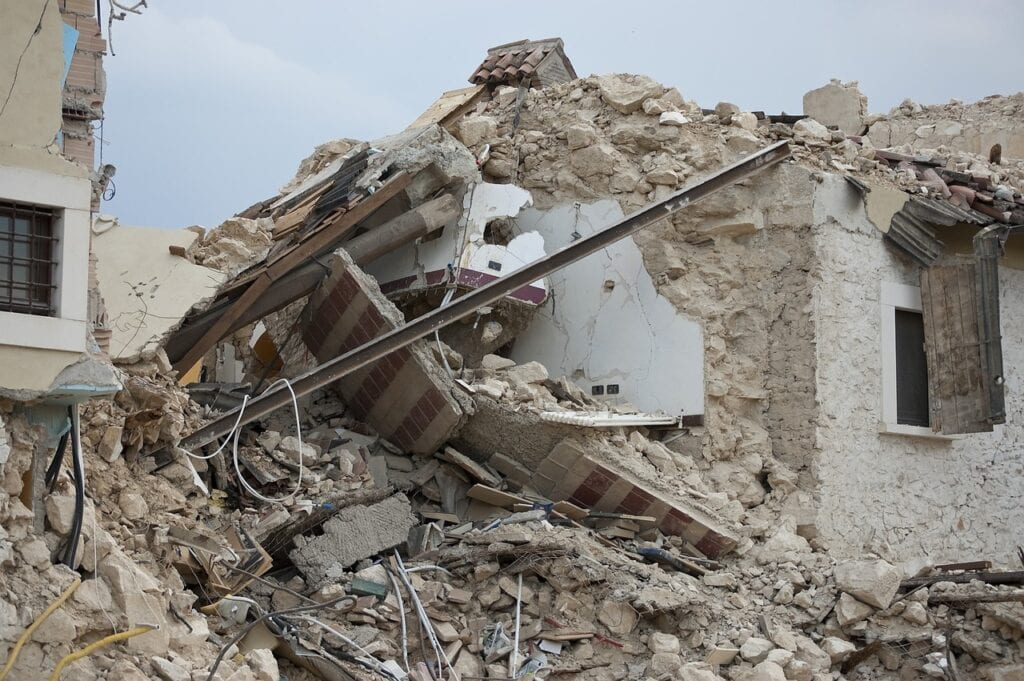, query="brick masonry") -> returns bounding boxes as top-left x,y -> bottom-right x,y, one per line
533,439 -> 739,558
302,249 -> 469,455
